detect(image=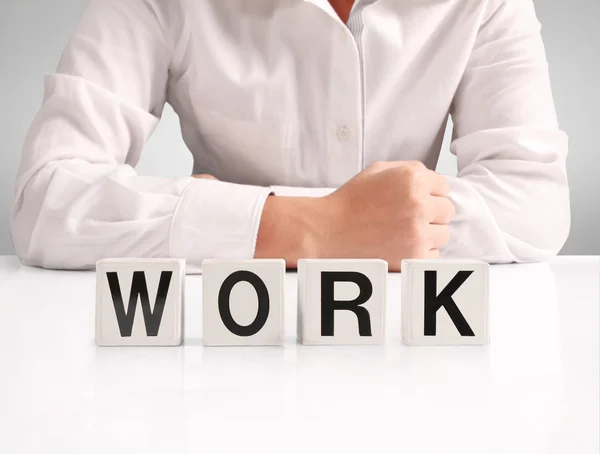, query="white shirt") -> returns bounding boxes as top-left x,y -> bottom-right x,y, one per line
10,0 -> 570,272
